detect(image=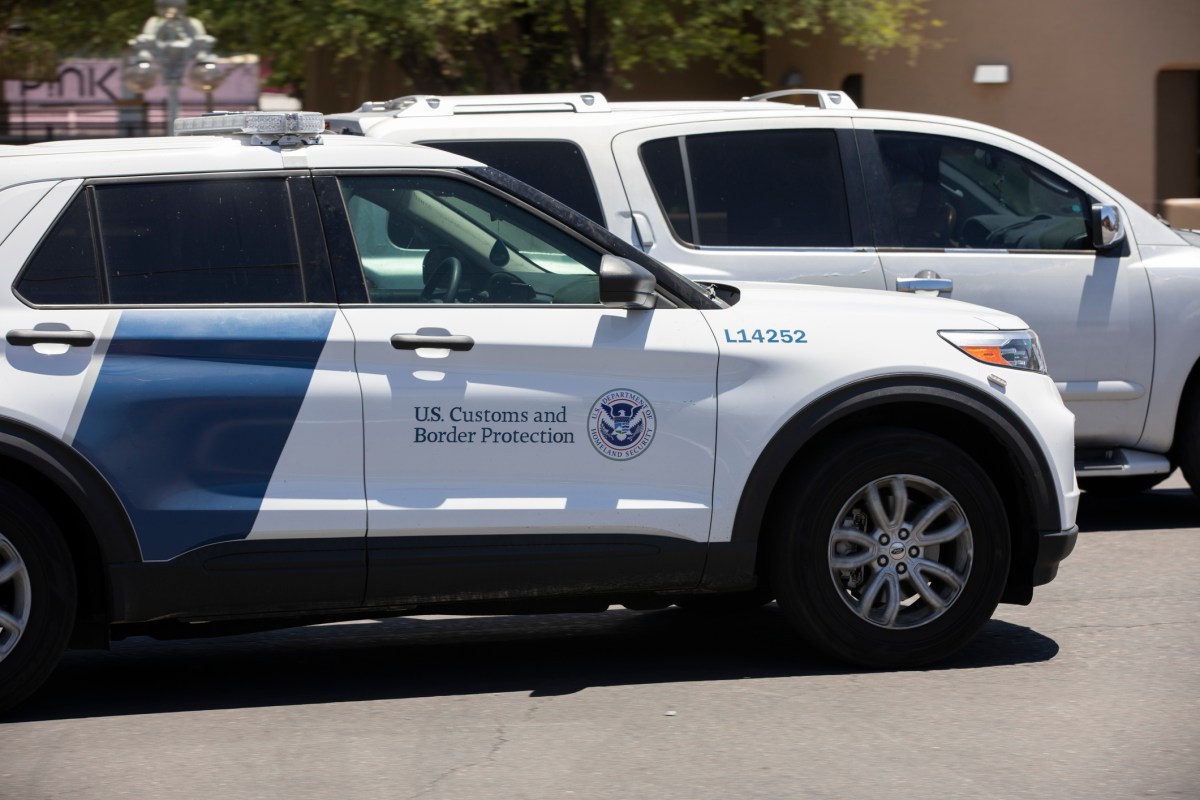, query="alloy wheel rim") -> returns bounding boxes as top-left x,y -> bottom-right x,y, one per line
827,474 -> 974,629
0,533 -> 32,660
